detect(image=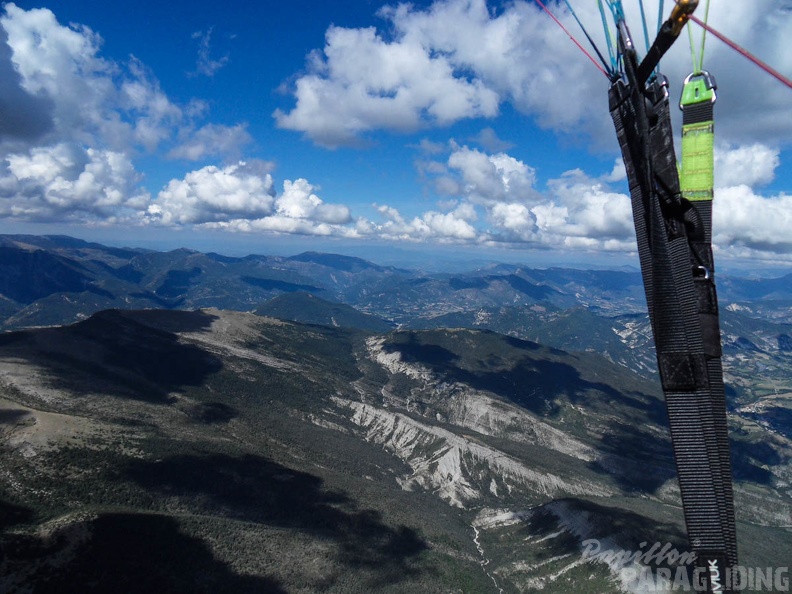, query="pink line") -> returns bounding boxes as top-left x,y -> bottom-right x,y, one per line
689,14 -> 792,90
533,0 -> 609,78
